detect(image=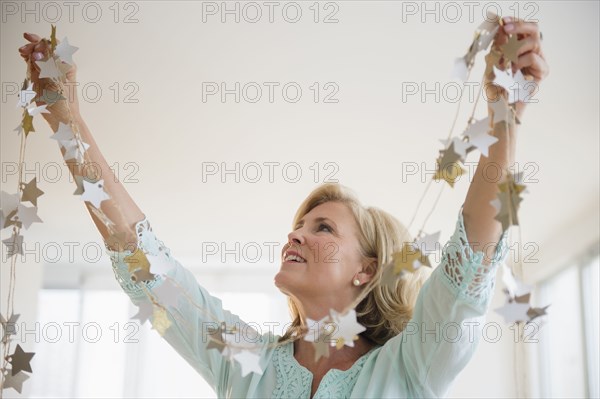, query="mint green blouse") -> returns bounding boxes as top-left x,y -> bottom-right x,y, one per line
106,205 -> 509,398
